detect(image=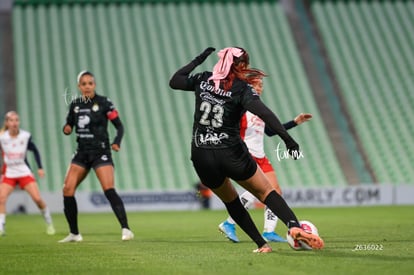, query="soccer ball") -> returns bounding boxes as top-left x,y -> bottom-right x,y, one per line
286,220 -> 319,250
